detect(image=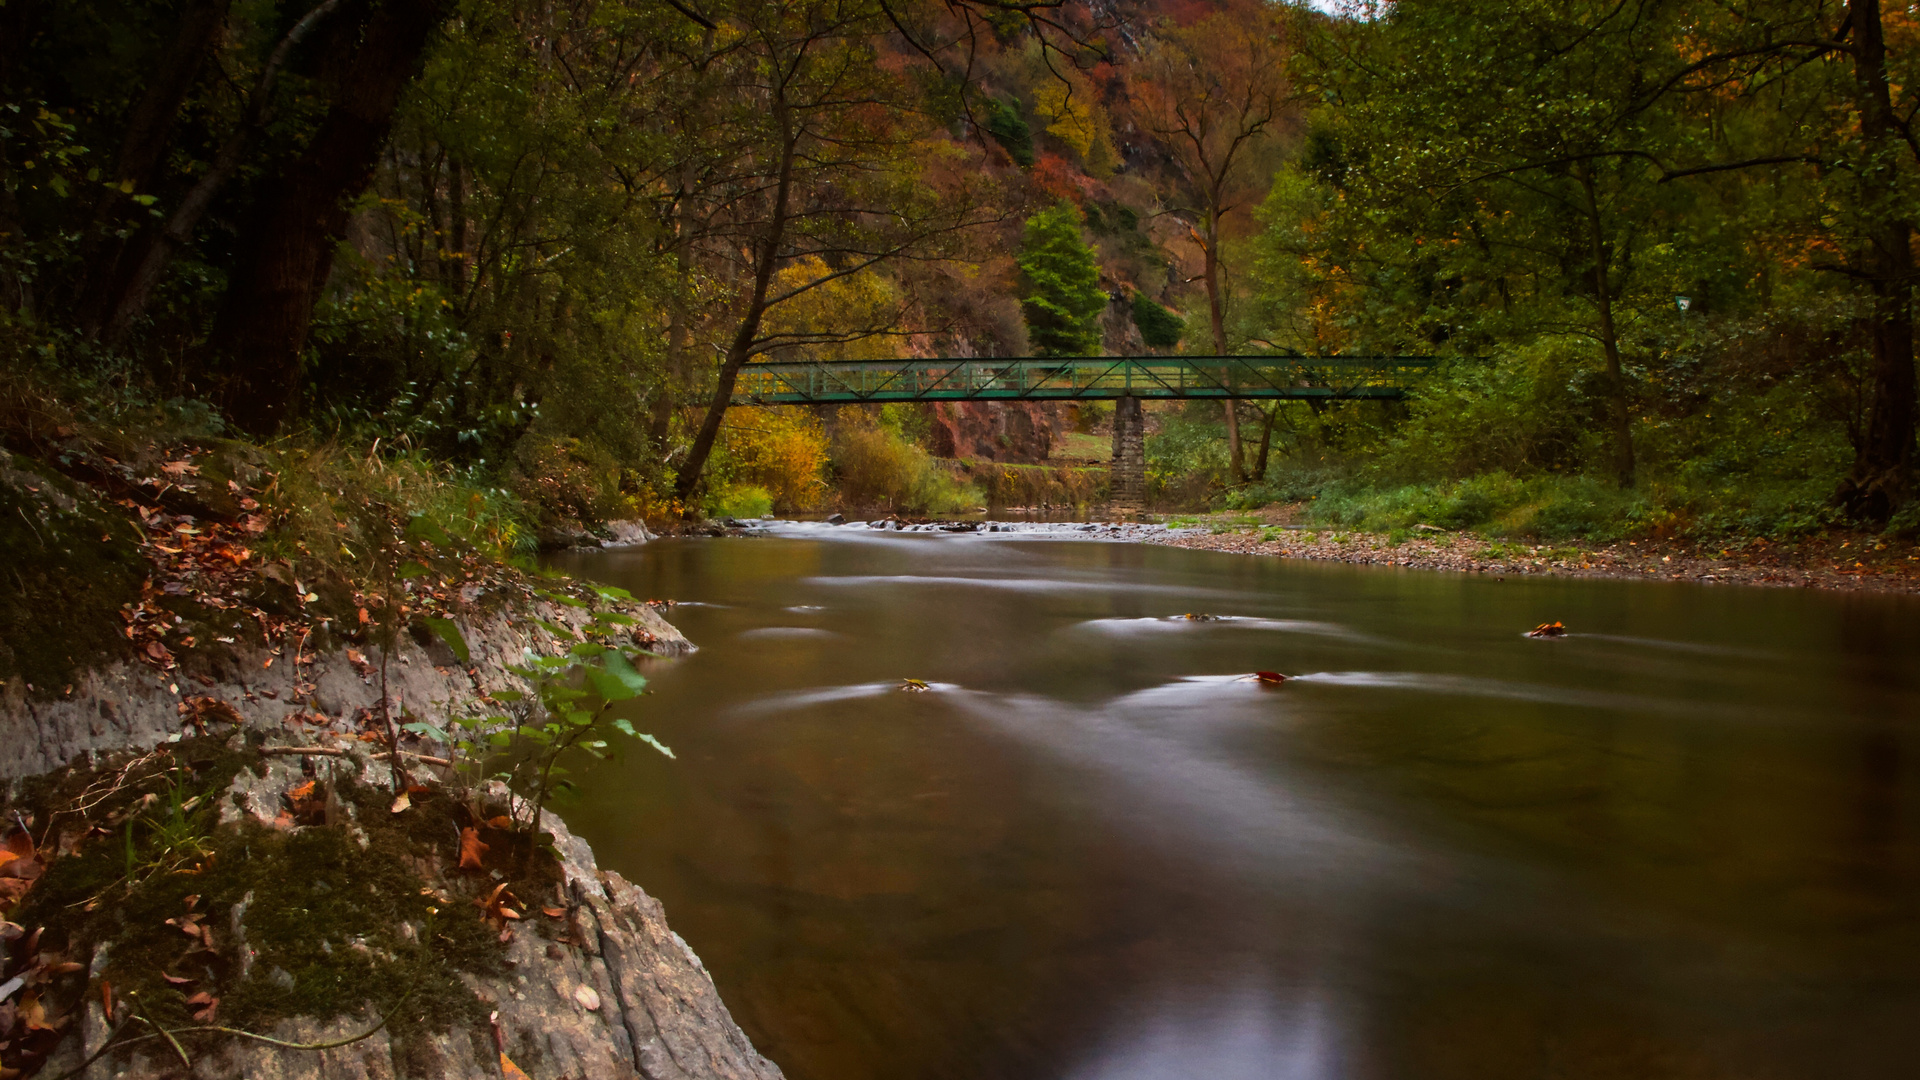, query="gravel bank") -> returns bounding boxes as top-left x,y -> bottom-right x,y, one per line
1145,524 -> 1920,594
